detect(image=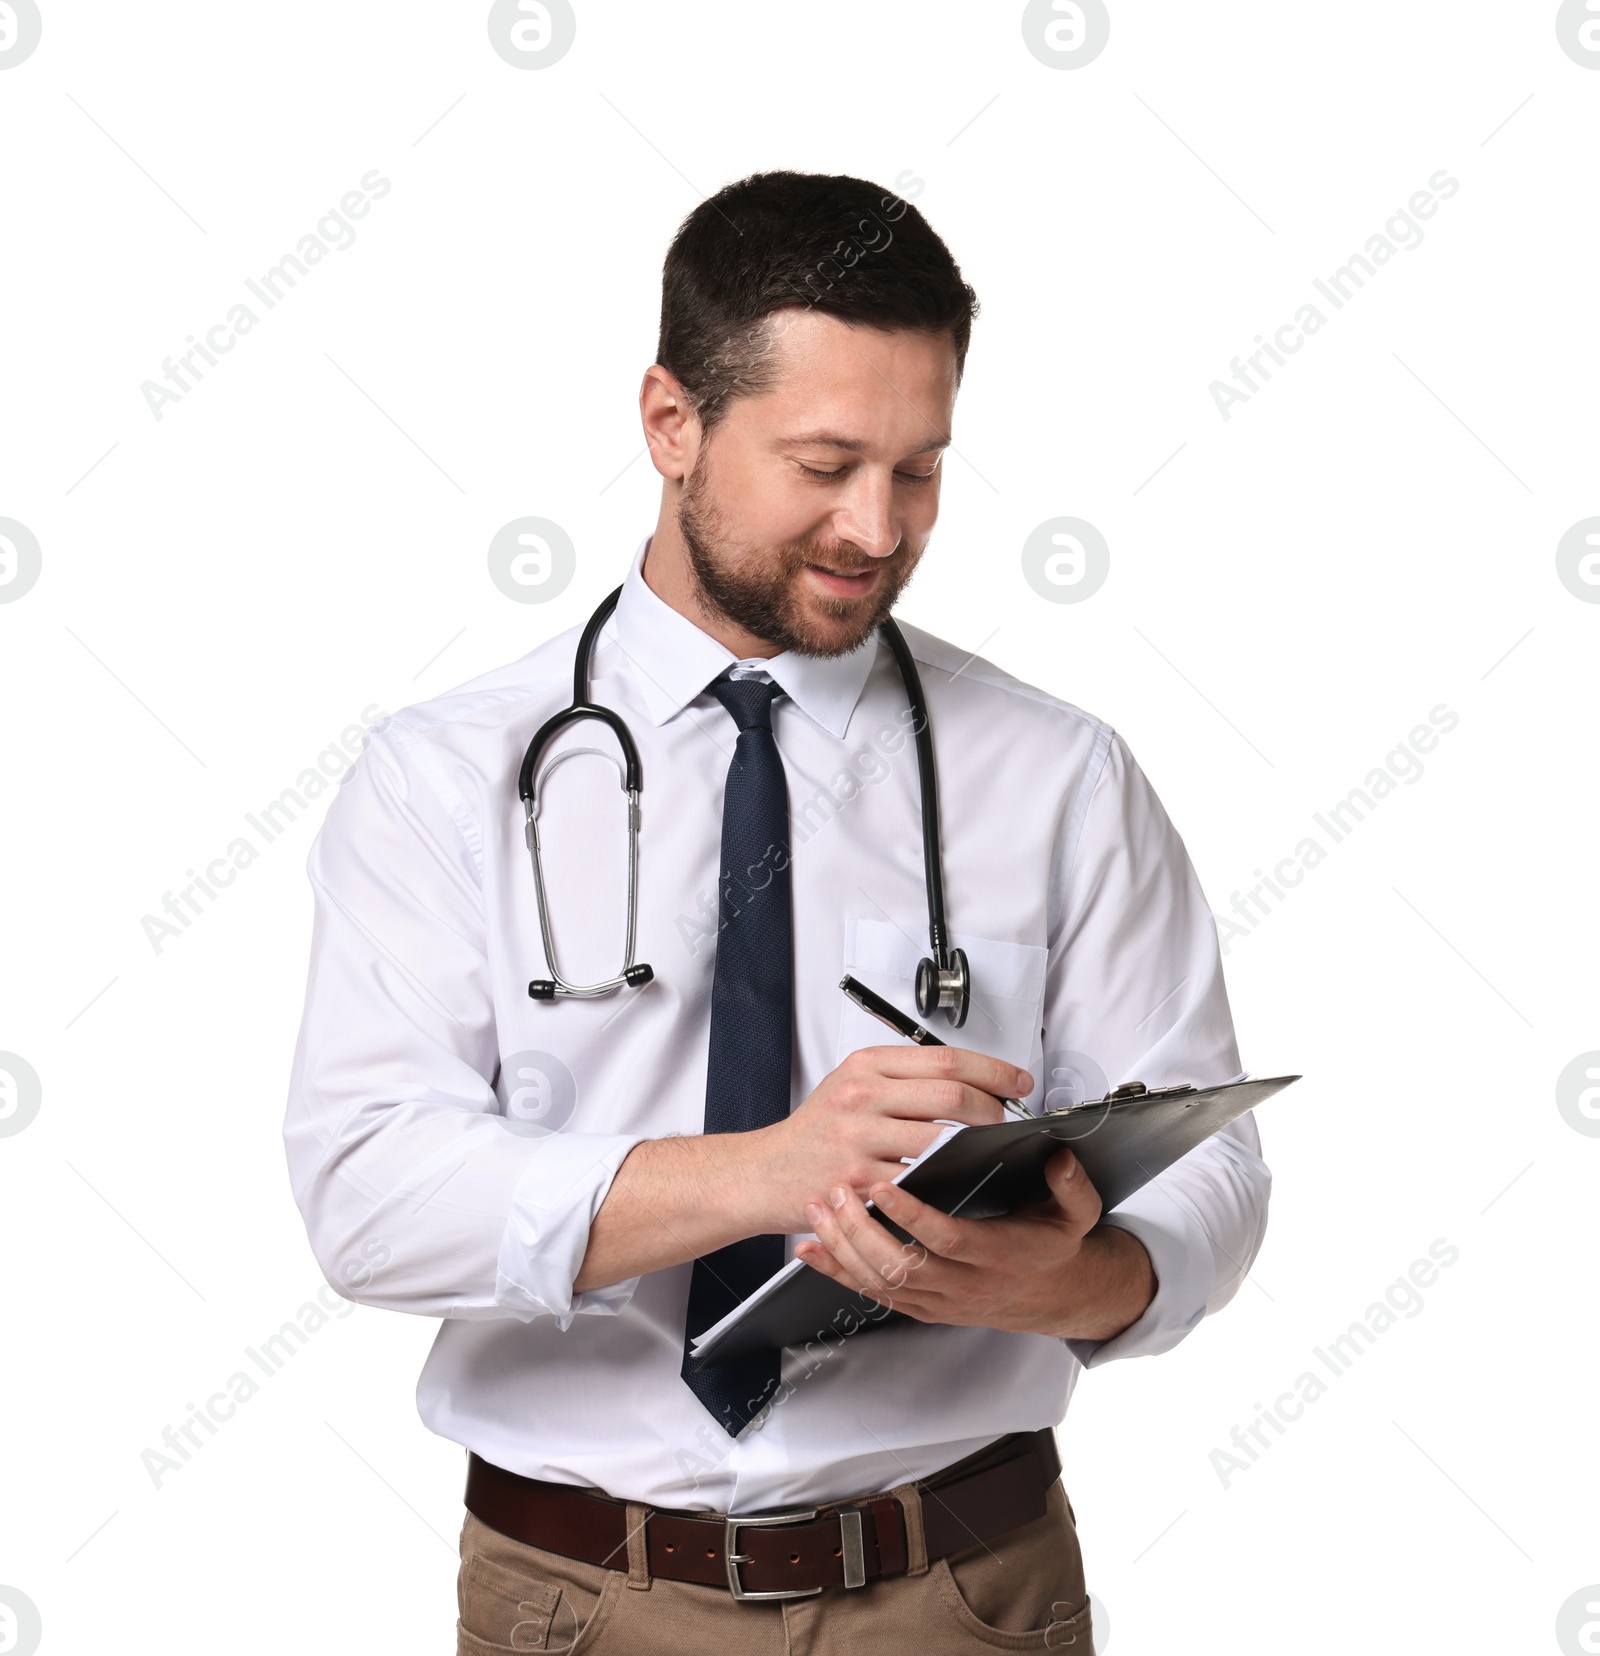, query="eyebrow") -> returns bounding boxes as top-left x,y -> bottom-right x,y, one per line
777,431 -> 950,456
